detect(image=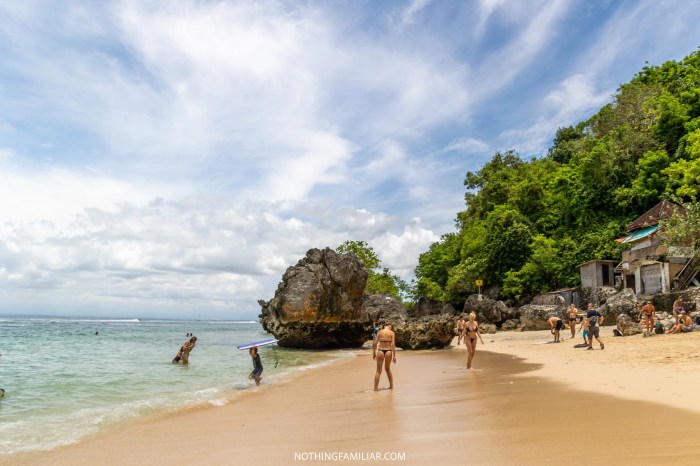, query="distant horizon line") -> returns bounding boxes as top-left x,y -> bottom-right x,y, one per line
0,313 -> 260,322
